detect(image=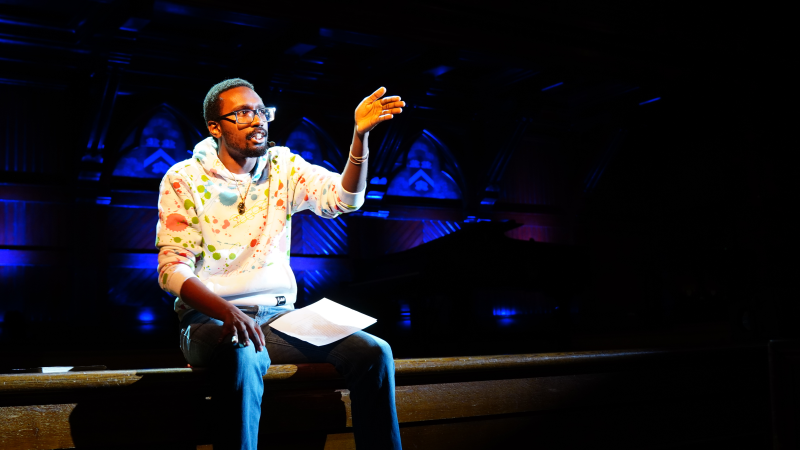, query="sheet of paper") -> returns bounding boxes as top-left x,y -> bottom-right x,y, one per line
40,367 -> 74,373
269,298 -> 377,346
